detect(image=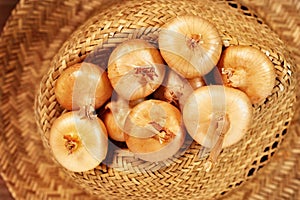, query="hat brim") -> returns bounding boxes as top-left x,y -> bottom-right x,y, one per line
0,0 -> 299,199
